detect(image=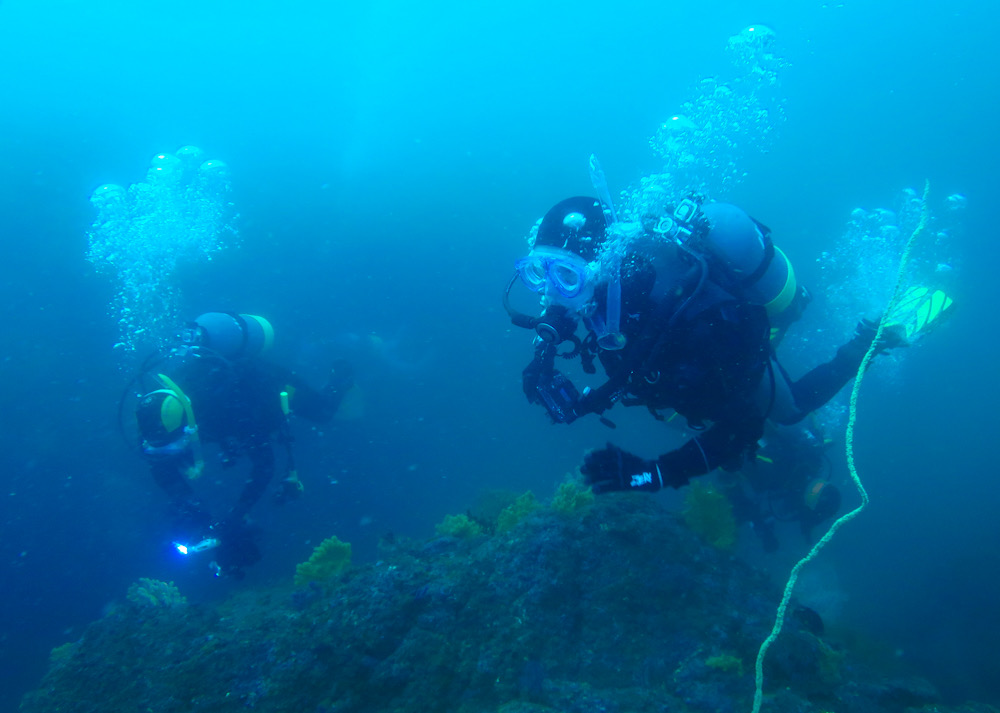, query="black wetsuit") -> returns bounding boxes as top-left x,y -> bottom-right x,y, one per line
534,238 -> 883,490
143,351 -> 345,525
600,292 -> 772,487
